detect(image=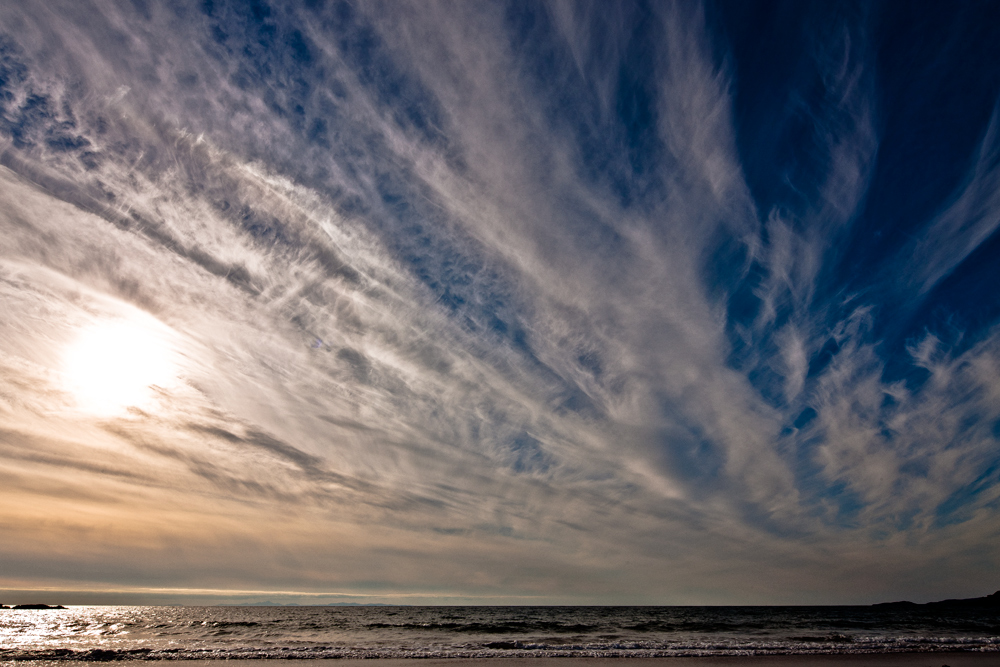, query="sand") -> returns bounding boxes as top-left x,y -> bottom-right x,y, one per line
4,654 -> 997,667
